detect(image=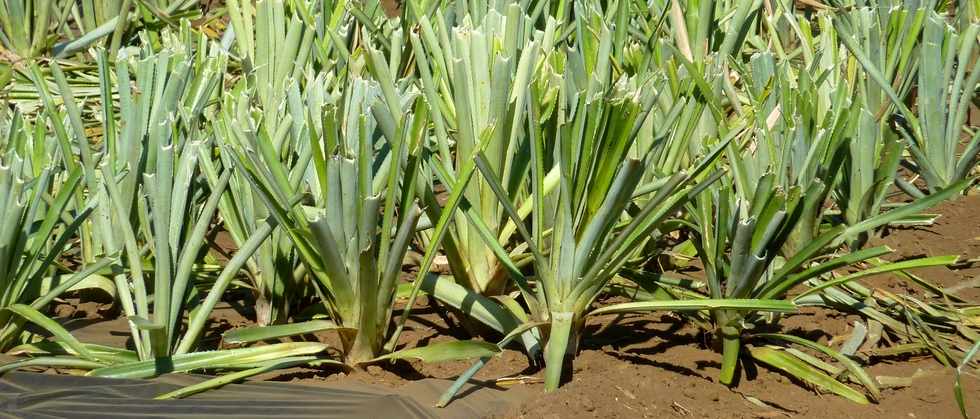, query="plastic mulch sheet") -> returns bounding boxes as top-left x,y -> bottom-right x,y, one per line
0,371 -> 527,419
